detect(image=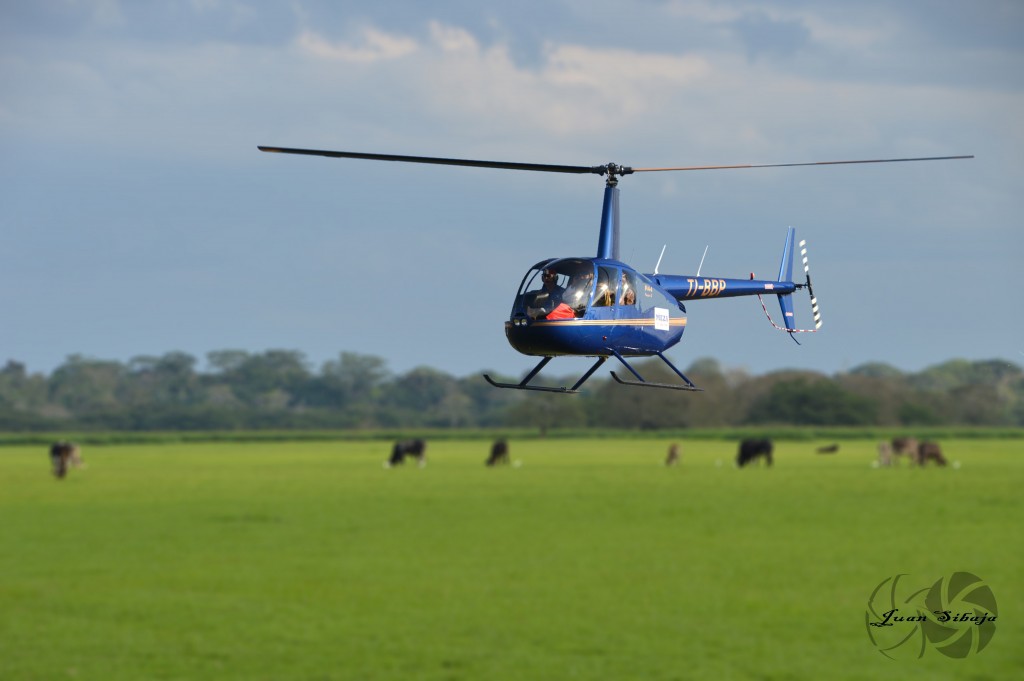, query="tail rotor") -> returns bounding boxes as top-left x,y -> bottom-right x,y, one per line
800,239 -> 822,330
